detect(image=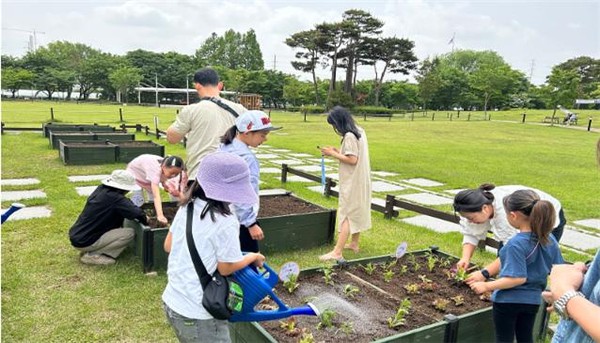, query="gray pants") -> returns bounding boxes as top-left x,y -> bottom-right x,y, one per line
163,302 -> 230,343
76,227 -> 134,259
